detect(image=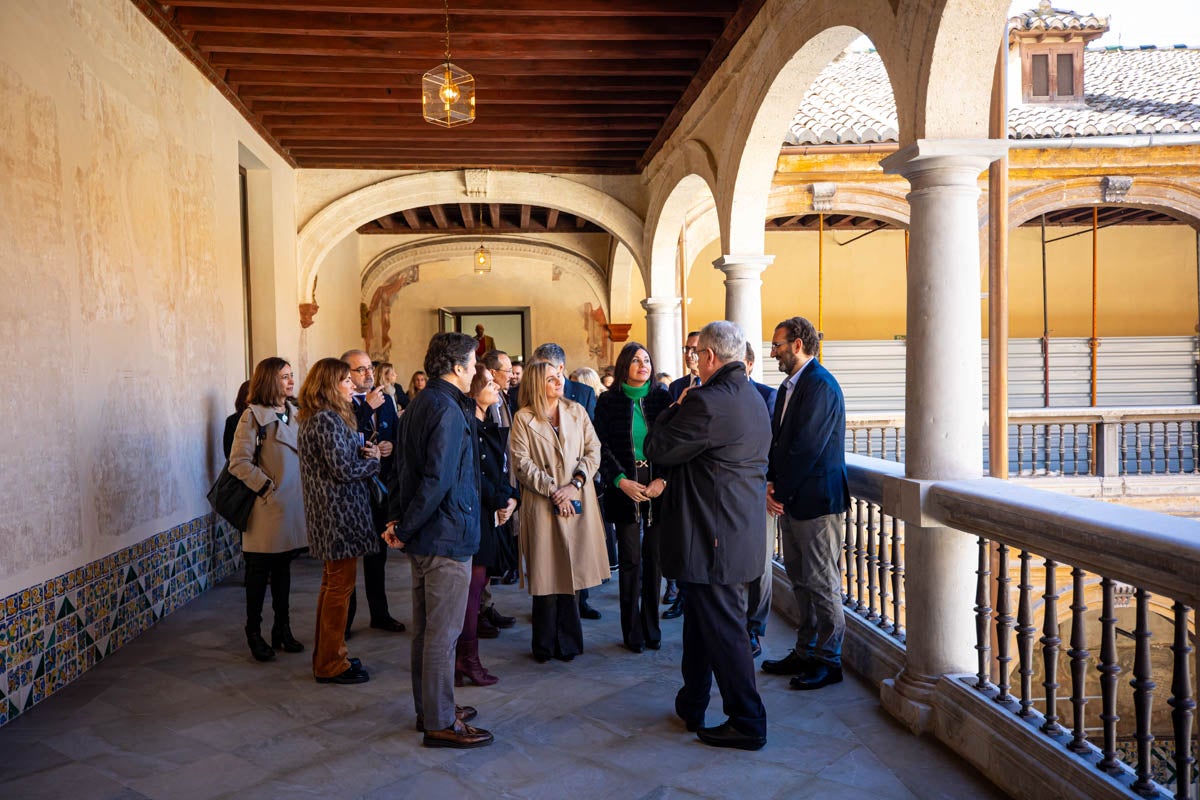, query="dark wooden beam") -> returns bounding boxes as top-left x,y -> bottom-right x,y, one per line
273,130 -> 650,144
489,204 -> 503,229
377,214 -> 399,231
460,203 -> 475,230
429,205 -> 451,229
166,1 -> 738,16
258,115 -> 663,133
546,208 -> 559,230
209,52 -> 701,76
251,100 -> 674,117
519,205 -> 532,230
400,208 -> 421,229
227,71 -> 690,92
